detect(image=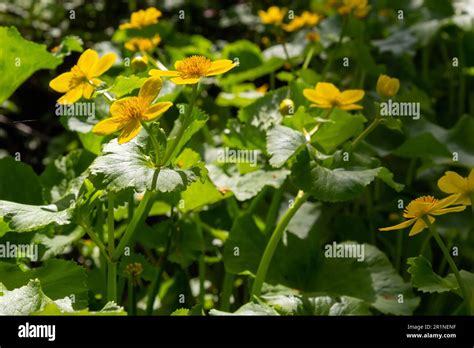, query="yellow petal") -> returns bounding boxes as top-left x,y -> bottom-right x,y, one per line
339,104 -> 363,110
315,82 -> 340,100
49,72 -> 74,93
310,103 -> 333,108
408,218 -> 431,236
90,53 -> 116,77
303,88 -> 329,104
431,193 -> 463,211
337,90 -> 364,105
92,117 -> 127,135
83,83 -> 95,99
139,77 -> 162,105
142,102 -> 173,121
118,120 -> 141,144
431,205 -> 466,215
149,69 -> 180,77
57,85 -> 83,104
378,218 -> 416,231
77,49 -> 99,74
206,59 -> 236,76
110,97 -> 135,117
170,76 -> 200,85
438,171 -> 468,194
467,169 -> 474,191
